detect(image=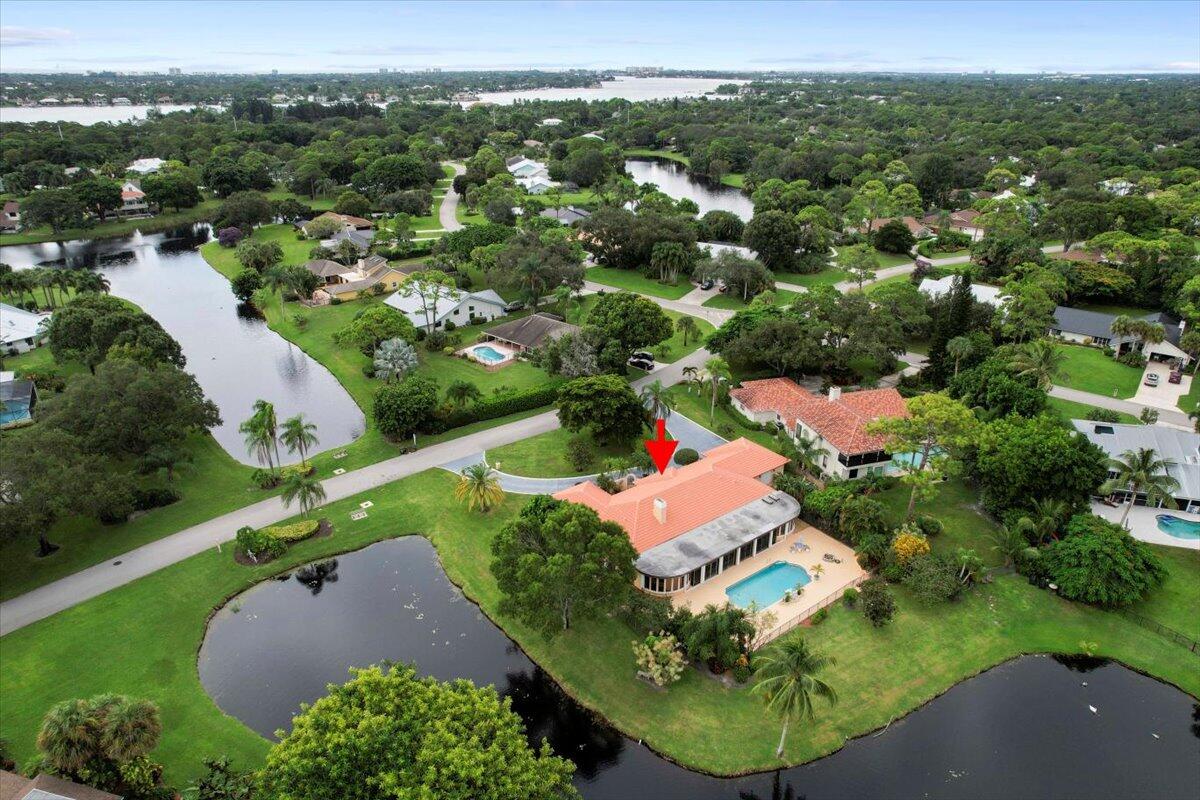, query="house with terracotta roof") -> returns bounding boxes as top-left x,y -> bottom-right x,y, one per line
554,438 -> 799,595
119,180 -> 150,217
730,378 -> 909,480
